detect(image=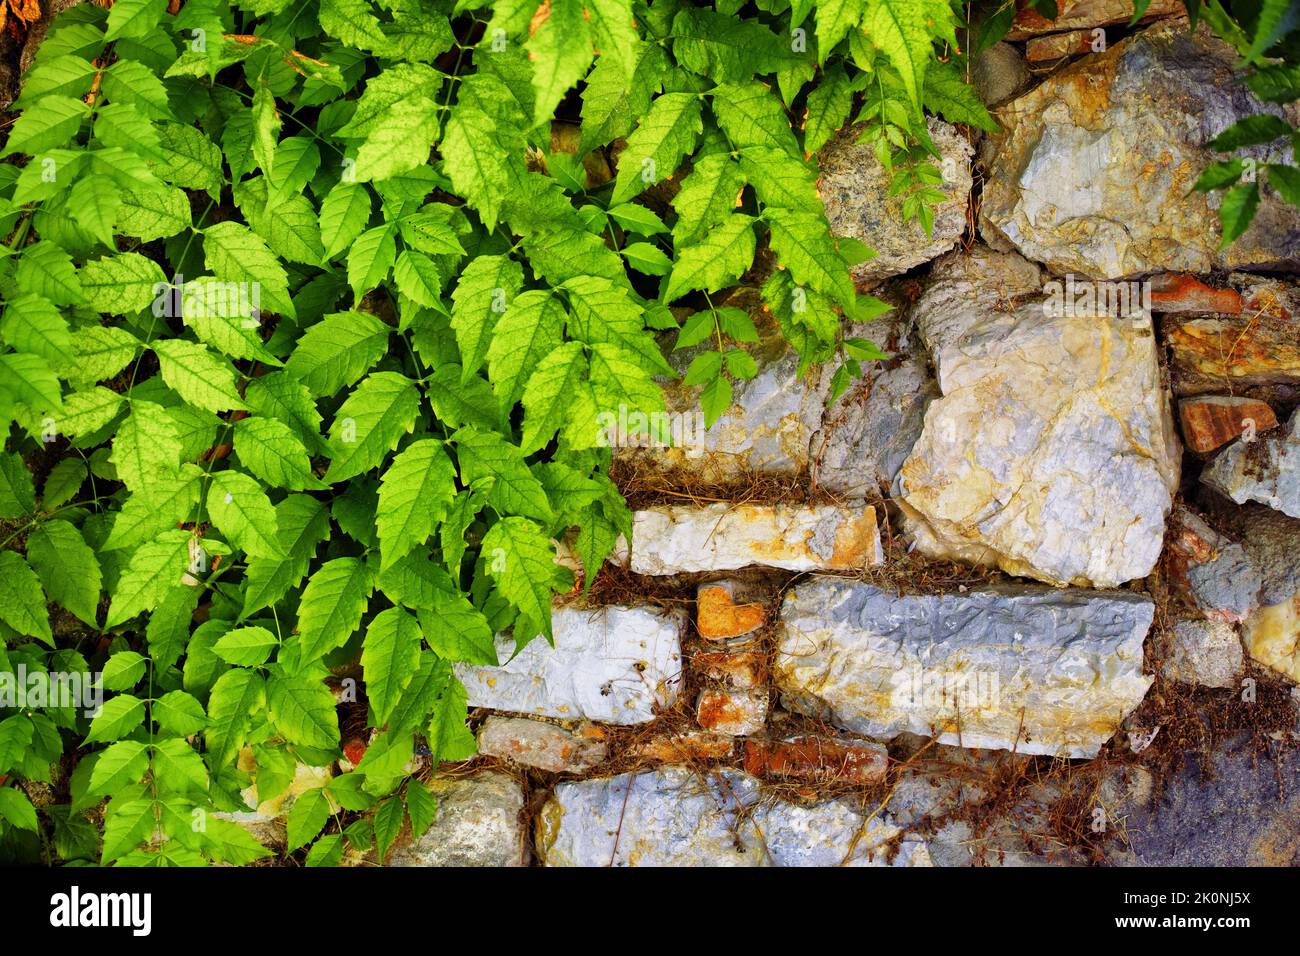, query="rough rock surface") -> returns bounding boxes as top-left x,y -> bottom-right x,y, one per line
1243,596 -> 1300,684
476,716 -> 608,773
537,768 -> 930,866
696,687 -> 768,736
813,352 -> 938,498
1202,408 -> 1300,518
1162,619 -> 1243,689
616,295 -> 831,481
626,502 -> 883,574
1007,0 -> 1184,38
387,772 -> 527,867
695,580 -> 768,640
775,577 -> 1154,758
1236,505 -> 1300,607
972,42 -> 1030,106
982,20 -> 1300,278
1166,507 -> 1261,623
899,247 -> 1181,588
1110,734 -> 1300,866
1167,317 -> 1300,396
455,606 -> 683,724
1179,395 -> 1279,454
821,117 -> 973,288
